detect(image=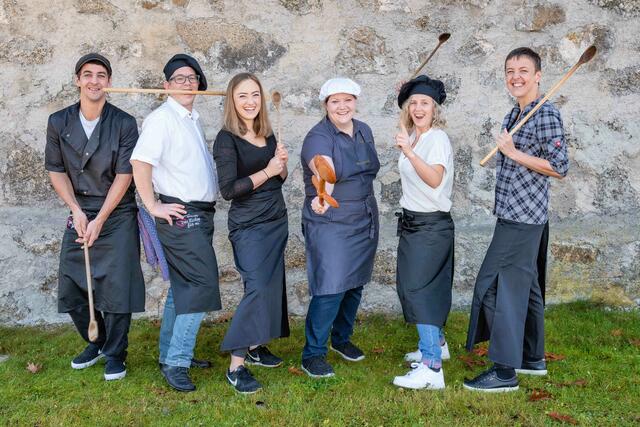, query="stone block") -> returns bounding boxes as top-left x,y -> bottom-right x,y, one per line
589,0 -> 640,17
335,27 -> 392,75
0,37 -> 52,65
550,242 -> 598,264
75,0 -> 118,15
515,3 -> 566,32
602,65 -> 640,96
455,37 -> 494,65
279,0 -> 321,14
176,19 -> 286,73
